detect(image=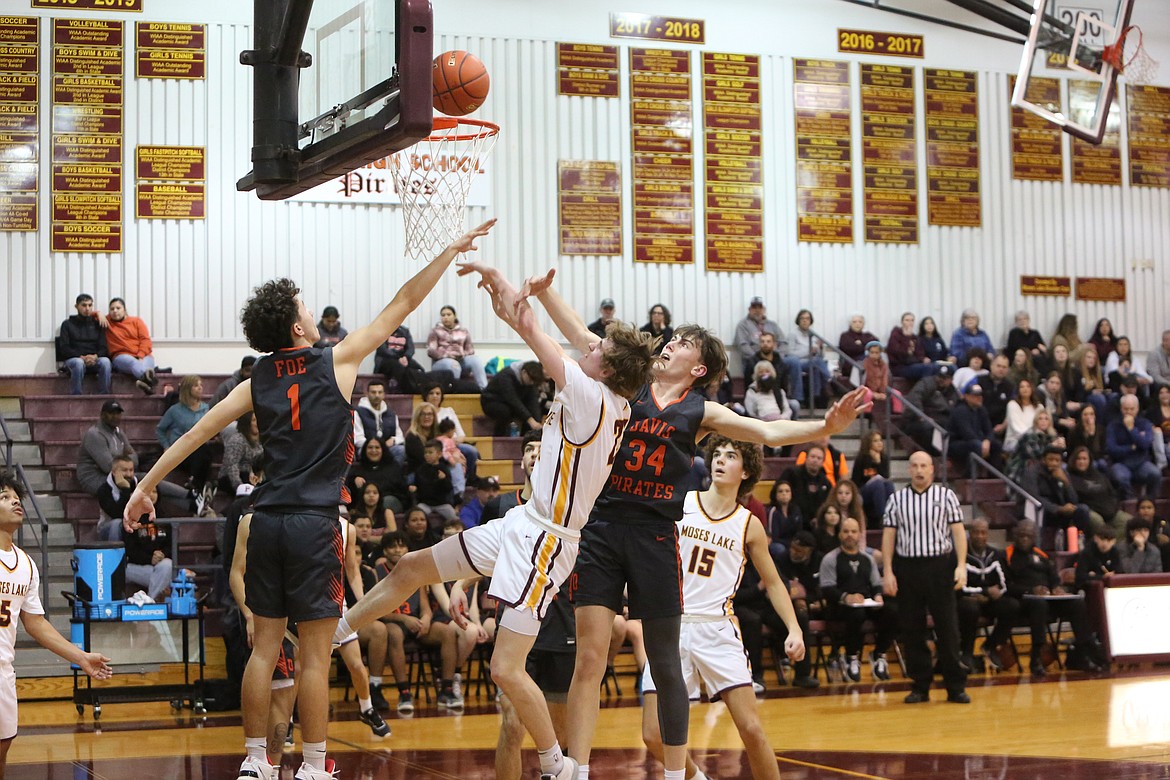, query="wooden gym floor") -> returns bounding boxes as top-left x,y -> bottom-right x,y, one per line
7,665 -> 1170,779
